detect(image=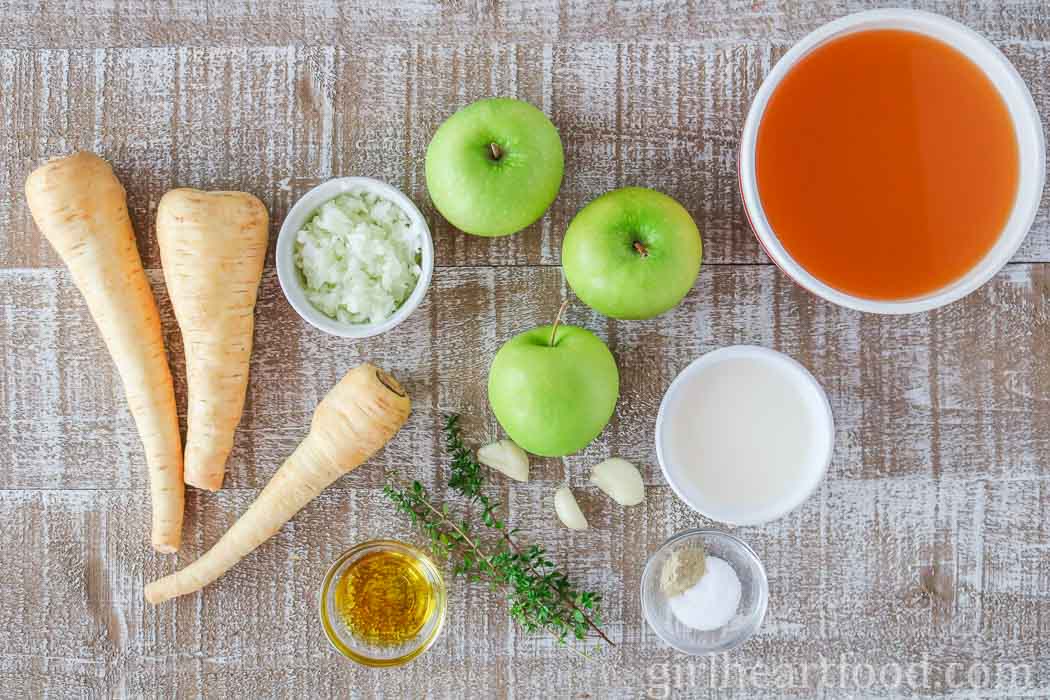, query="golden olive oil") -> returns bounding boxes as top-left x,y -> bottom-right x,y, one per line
334,549 -> 434,646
